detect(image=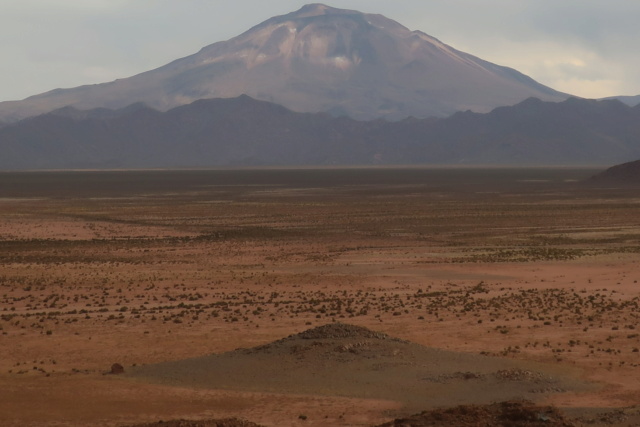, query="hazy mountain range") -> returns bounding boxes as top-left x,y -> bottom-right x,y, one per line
1,95 -> 638,170
603,95 -> 640,107
0,3 -> 568,123
0,3 -> 639,170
